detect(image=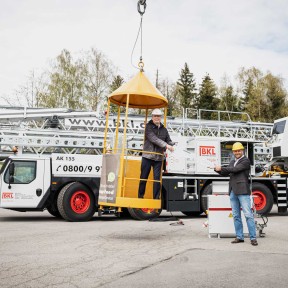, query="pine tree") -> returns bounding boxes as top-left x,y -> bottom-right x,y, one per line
109,75 -> 124,113
262,73 -> 287,121
242,76 -> 254,107
177,63 -> 198,115
110,75 -> 124,93
237,67 -> 264,121
198,74 -> 218,119
155,69 -> 160,90
218,85 -> 242,121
